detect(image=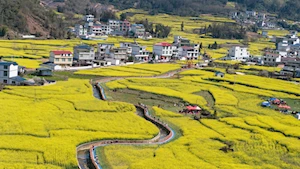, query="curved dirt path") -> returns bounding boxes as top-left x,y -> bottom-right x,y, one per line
76,68 -> 186,169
